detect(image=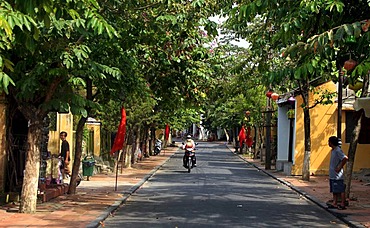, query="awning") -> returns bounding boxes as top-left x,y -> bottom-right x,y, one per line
353,97 -> 370,118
